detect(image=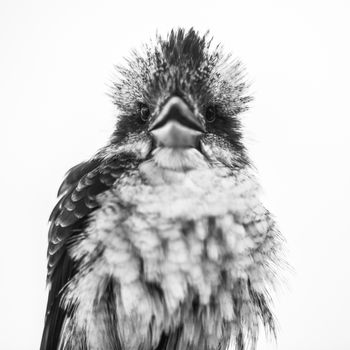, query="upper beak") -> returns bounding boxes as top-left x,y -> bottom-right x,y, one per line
149,96 -> 205,148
